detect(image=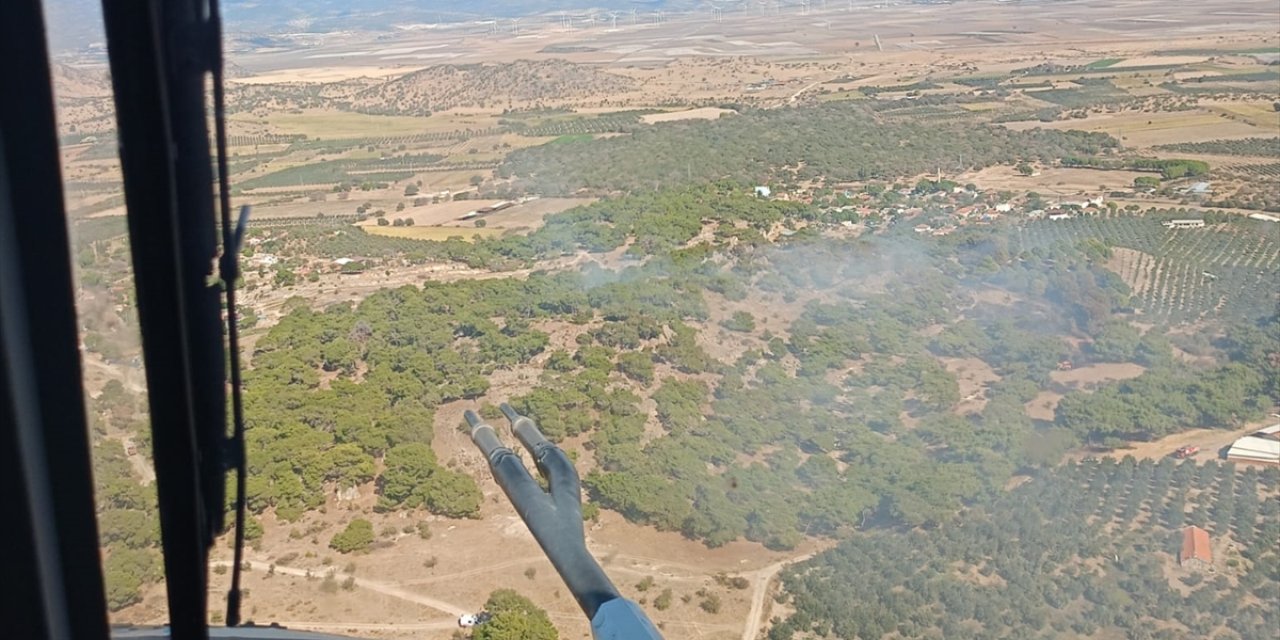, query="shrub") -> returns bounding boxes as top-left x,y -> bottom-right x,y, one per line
329,519 -> 374,554
654,589 -> 673,611
699,593 -> 722,614
722,311 -> 756,333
